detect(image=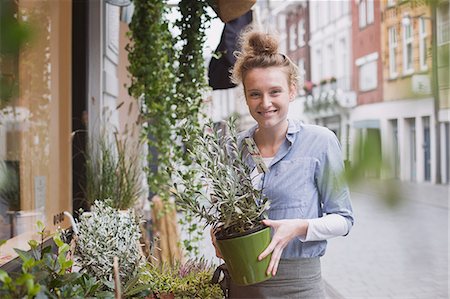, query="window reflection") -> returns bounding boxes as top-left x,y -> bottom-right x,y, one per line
0,0 -> 71,247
